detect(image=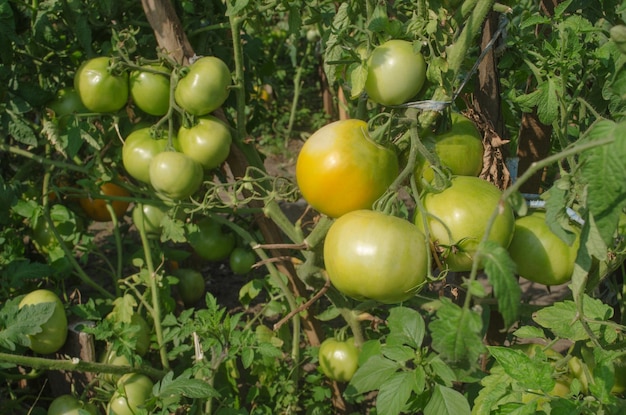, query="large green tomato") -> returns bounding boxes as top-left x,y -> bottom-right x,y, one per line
122,128 -> 169,183
173,268 -> 206,306
318,338 -> 360,382
415,176 -> 515,272
107,373 -> 154,415
148,151 -> 204,200
47,394 -> 97,415
508,211 -> 580,286
19,289 -> 68,354
129,64 -> 171,116
174,56 -> 231,115
415,112 -> 484,183
188,217 -> 236,261
296,119 -> 399,218
74,57 -> 129,113
364,39 -> 427,106
324,210 -> 429,303
178,115 -> 232,170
